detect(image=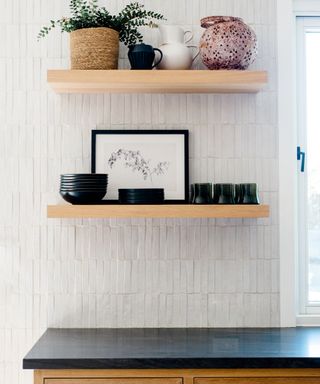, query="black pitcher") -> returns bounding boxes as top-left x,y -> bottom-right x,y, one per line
128,43 -> 163,70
